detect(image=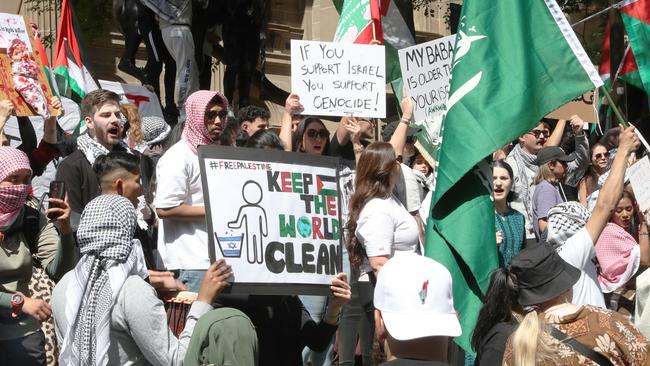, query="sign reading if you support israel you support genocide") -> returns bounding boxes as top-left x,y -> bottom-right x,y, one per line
291,40 -> 386,118
199,145 -> 343,296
